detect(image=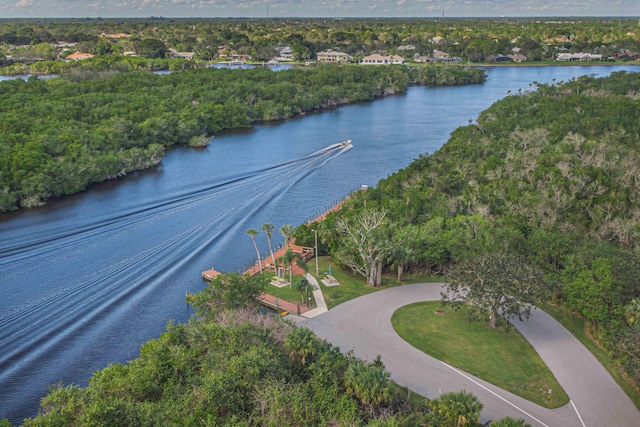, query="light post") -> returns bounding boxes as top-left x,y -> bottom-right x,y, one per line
312,229 -> 318,275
